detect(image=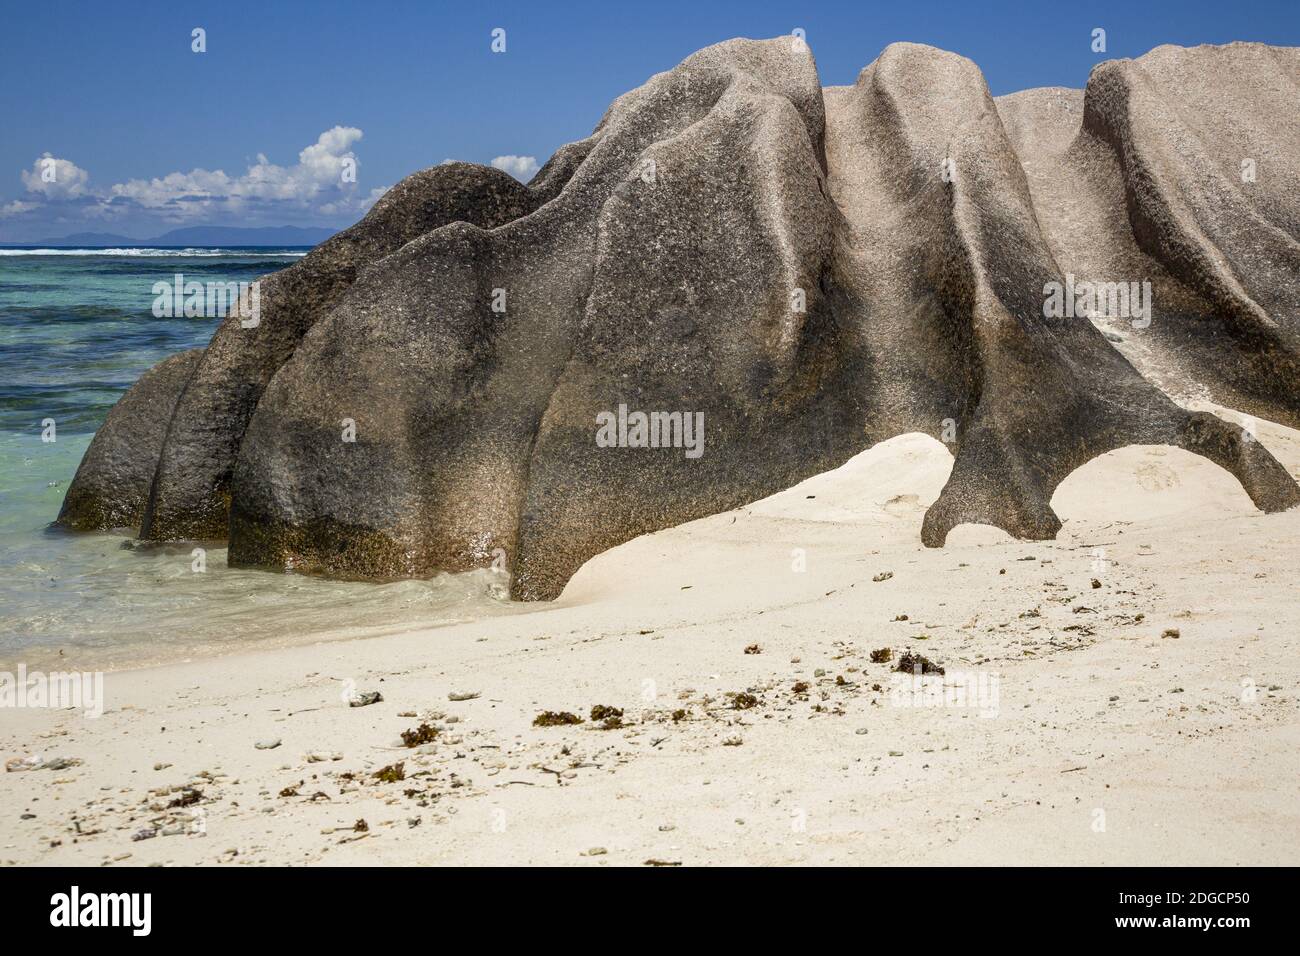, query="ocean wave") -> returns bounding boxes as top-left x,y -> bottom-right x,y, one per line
0,247 -> 308,257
